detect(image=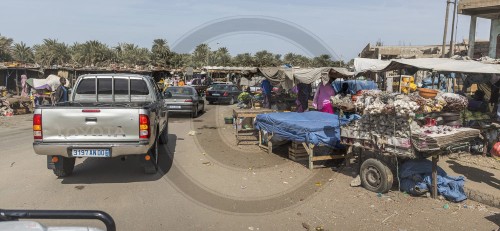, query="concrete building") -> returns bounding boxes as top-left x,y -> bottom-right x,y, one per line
459,0 -> 500,58
358,41 -> 490,59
